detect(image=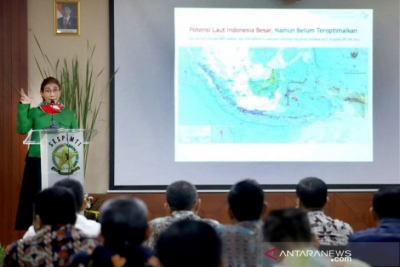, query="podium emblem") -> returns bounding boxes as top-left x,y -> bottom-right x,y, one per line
51,143 -> 80,175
